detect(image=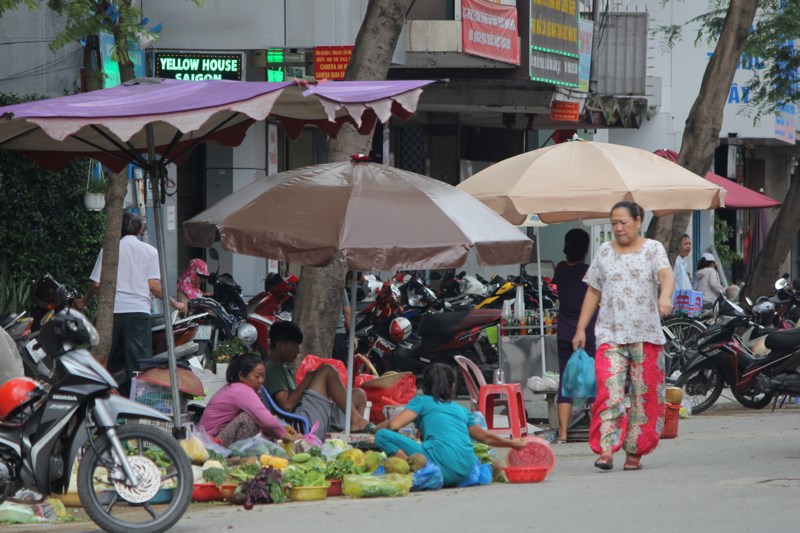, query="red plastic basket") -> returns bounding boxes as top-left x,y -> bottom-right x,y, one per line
660,403 -> 680,439
327,479 -> 343,497
504,465 -> 549,483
